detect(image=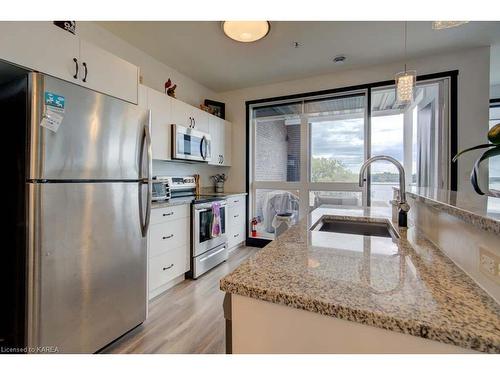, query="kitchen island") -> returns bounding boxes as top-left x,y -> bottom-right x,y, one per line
220,204 -> 500,354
